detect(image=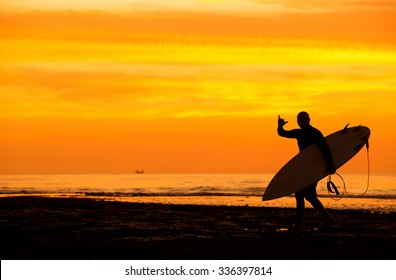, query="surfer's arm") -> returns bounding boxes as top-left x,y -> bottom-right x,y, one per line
277,126 -> 299,139
317,136 -> 336,174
